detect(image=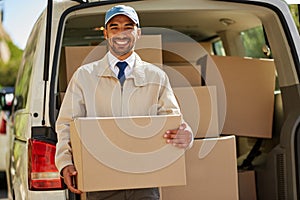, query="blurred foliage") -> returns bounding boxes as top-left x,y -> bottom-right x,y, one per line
0,40 -> 23,86
241,26 -> 268,58
289,4 -> 300,33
